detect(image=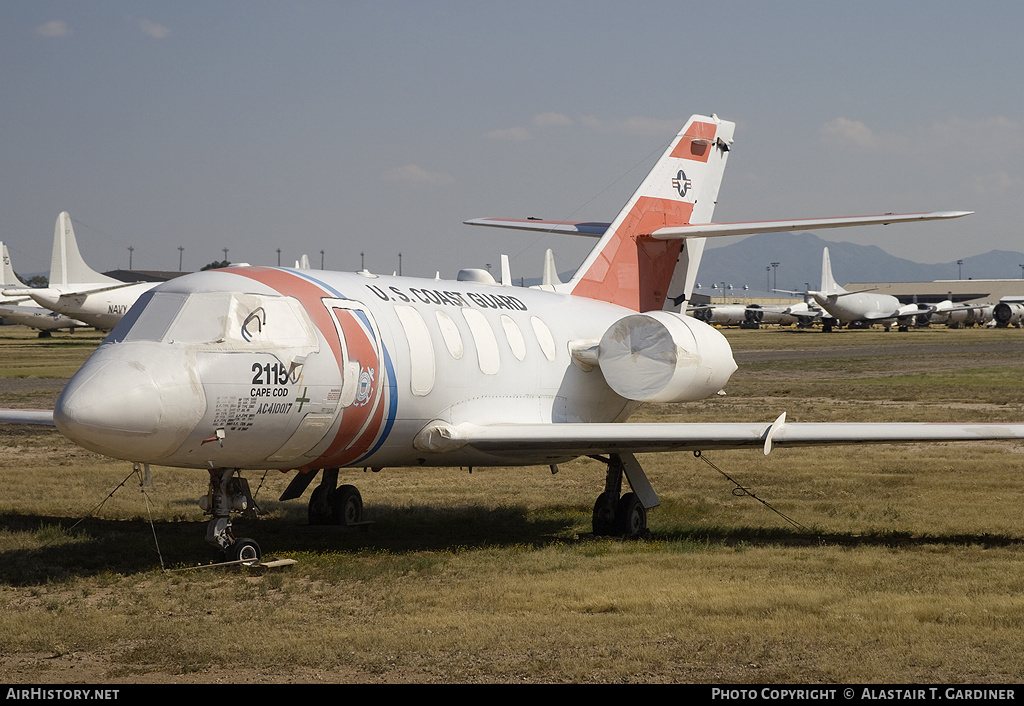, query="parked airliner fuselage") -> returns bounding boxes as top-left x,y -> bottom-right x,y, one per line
27,281 -> 156,331
53,266 -> 737,473
812,290 -> 910,324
